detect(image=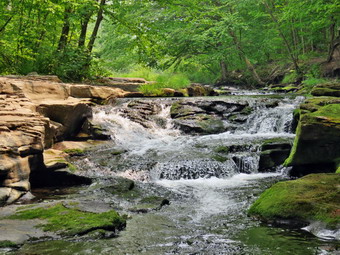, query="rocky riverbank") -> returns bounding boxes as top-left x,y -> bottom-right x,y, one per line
0,75 -> 130,205
249,82 -> 340,235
